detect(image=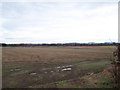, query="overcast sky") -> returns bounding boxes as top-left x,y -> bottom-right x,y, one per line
0,1 -> 118,43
